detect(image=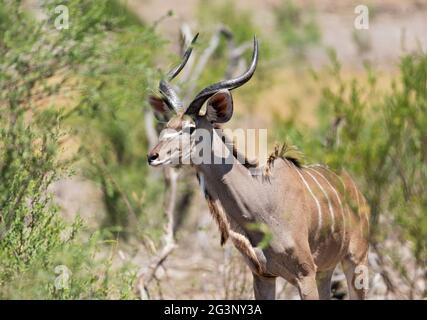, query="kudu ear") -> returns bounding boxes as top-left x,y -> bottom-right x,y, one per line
205,90 -> 233,123
148,95 -> 172,121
